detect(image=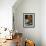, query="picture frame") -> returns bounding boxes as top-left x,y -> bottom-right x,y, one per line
23,13 -> 35,28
